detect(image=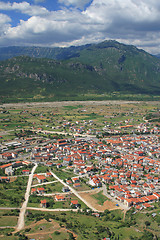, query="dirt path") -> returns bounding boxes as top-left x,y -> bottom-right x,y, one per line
16,163 -> 38,231
27,207 -> 78,212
